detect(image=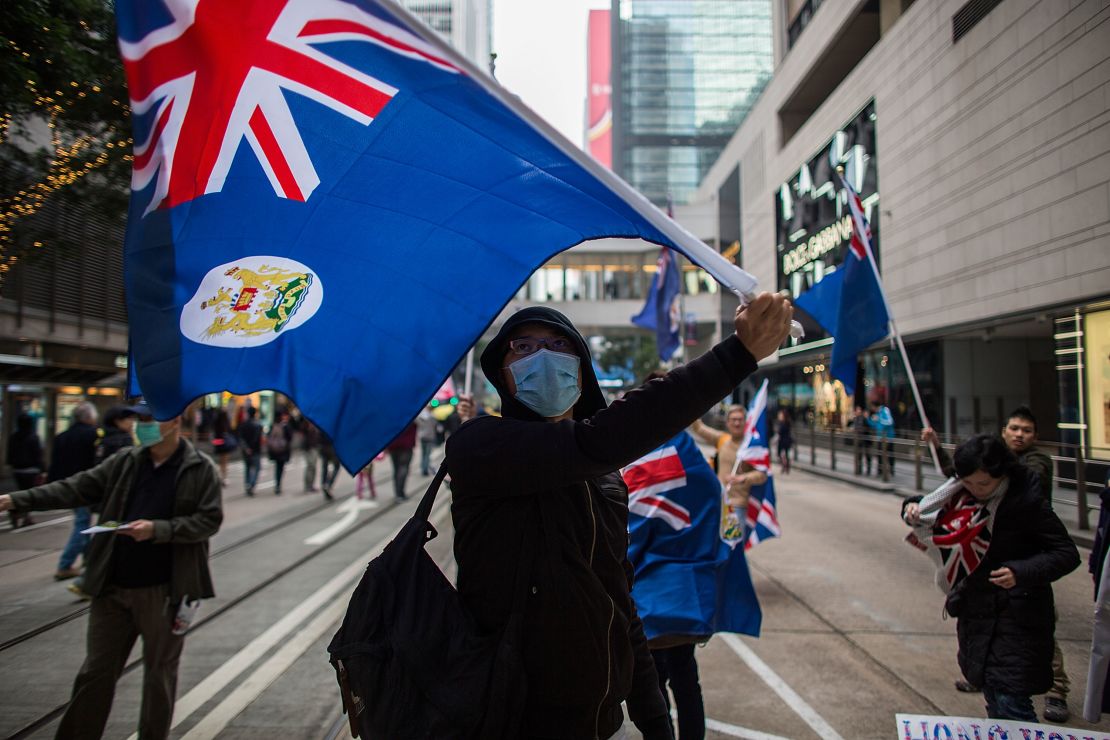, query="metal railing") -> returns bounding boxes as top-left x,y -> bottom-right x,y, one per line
791,424 -> 1109,532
